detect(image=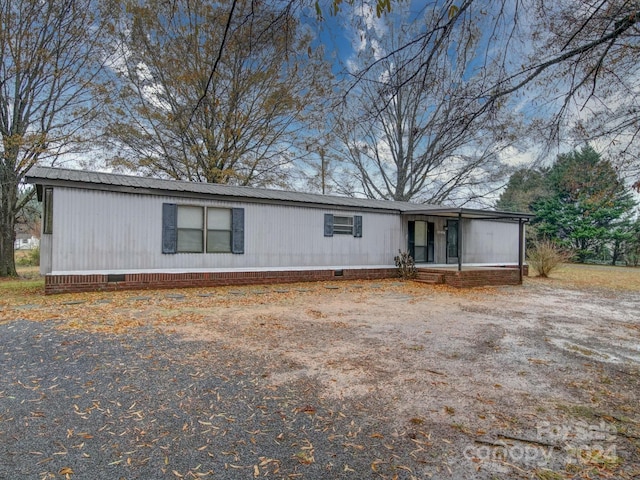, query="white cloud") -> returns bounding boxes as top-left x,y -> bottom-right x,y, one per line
369,38 -> 384,61
499,145 -> 536,167
353,28 -> 367,52
346,1 -> 389,67
353,2 -> 388,38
